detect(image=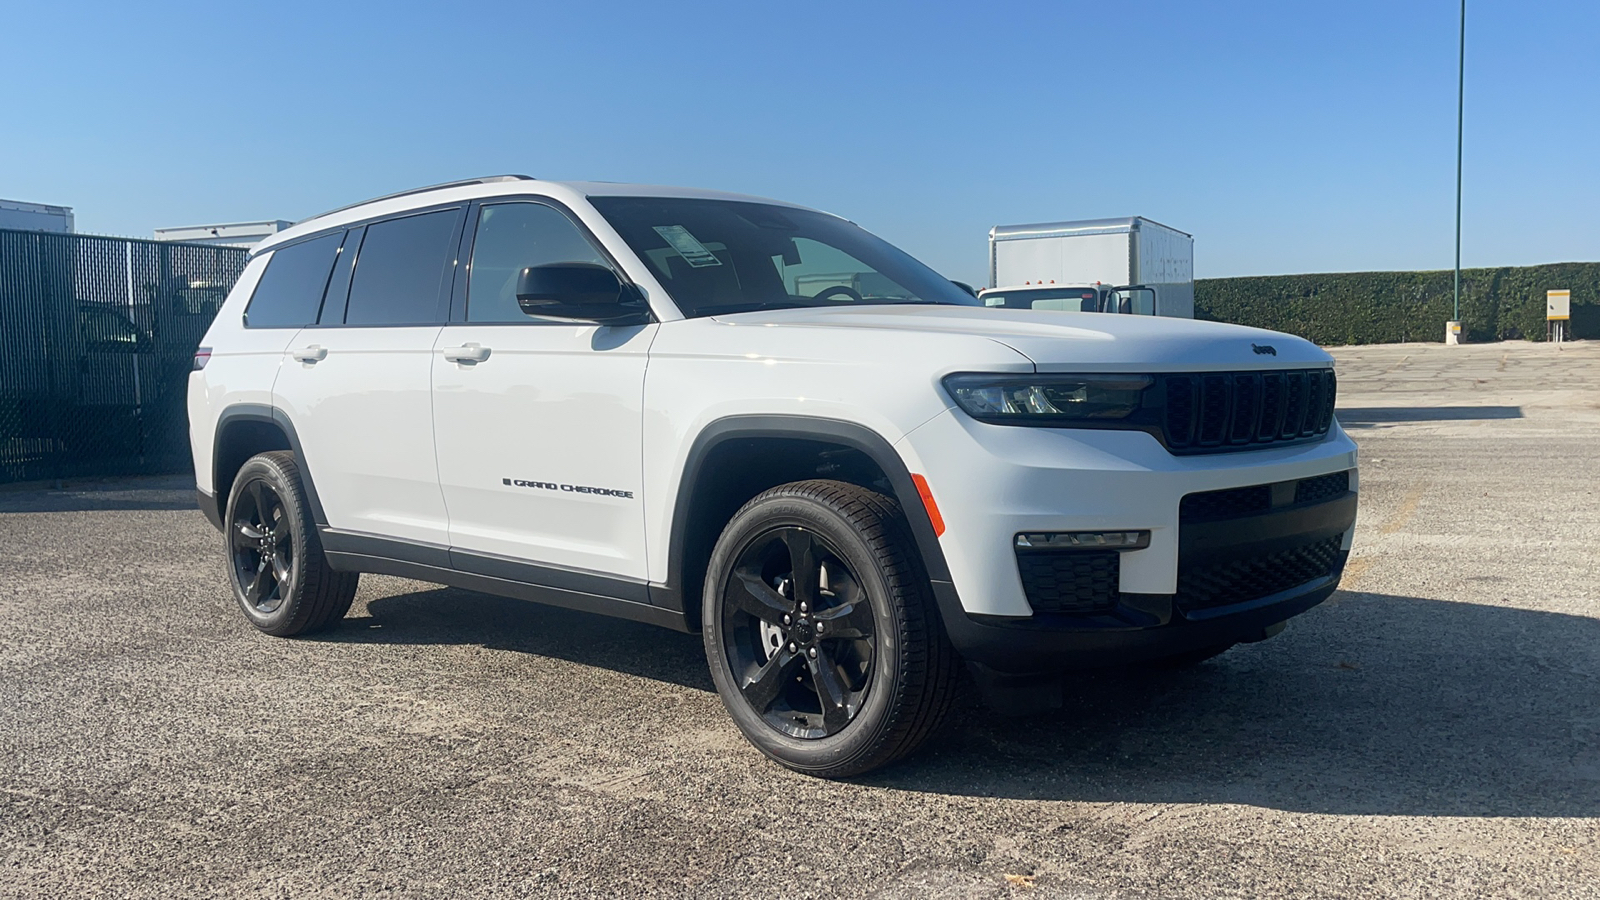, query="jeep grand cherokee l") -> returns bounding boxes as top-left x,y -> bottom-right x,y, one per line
189,176 -> 1357,777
